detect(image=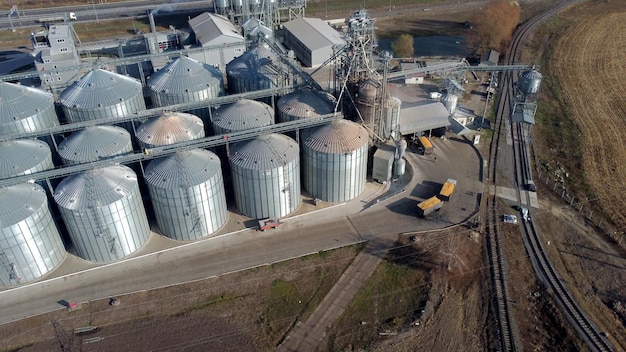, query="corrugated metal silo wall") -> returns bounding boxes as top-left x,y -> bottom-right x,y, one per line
58,182 -> 150,262
62,93 -> 146,134
1,103 -> 59,135
0,187 -> 66,285
150,86 -> 221,121
148,173 -> 228,241
303,144 -> 368,203
226,73 -> 274,95
231,160 -> 301,219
